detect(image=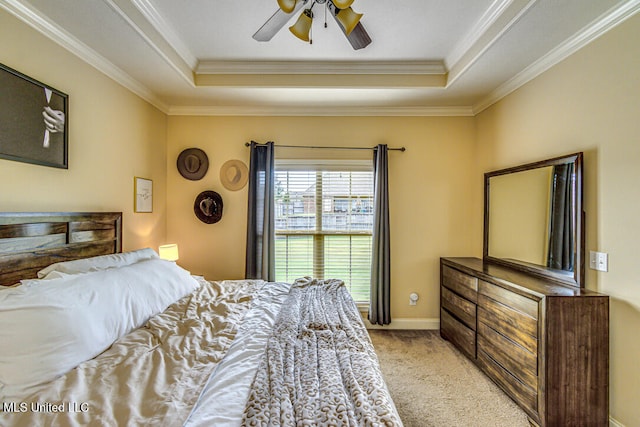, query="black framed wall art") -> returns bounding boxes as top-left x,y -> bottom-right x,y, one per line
0,63 -> 68,169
